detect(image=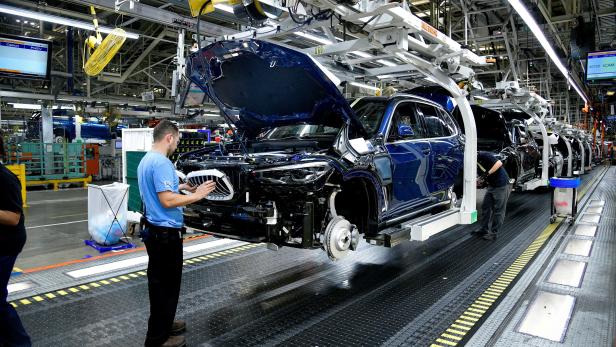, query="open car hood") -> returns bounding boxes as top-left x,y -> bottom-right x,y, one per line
186,39 -> 366,138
